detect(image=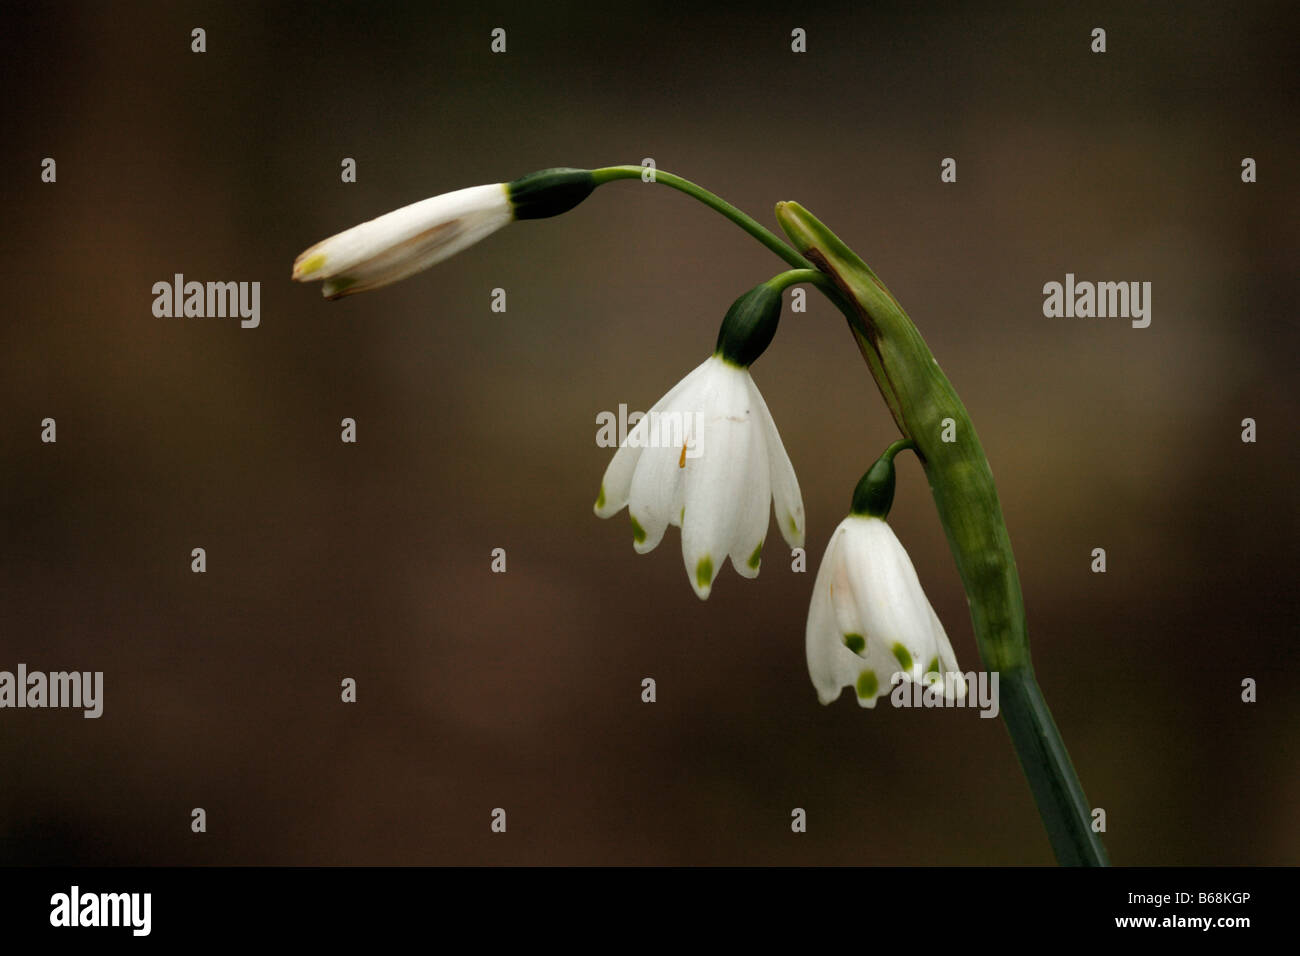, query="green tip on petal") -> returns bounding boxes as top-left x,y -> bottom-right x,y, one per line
843,633 -> 866,654
926,656 -> 940,676
630,514 -> 646,544
595,485 -> 606,510
747,540 -> 763,570
296,252 -> 327,277
696,556 -> 713,590
892,643 -> 914,672
322,276 -> 358,298
856,670 -> 879,700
